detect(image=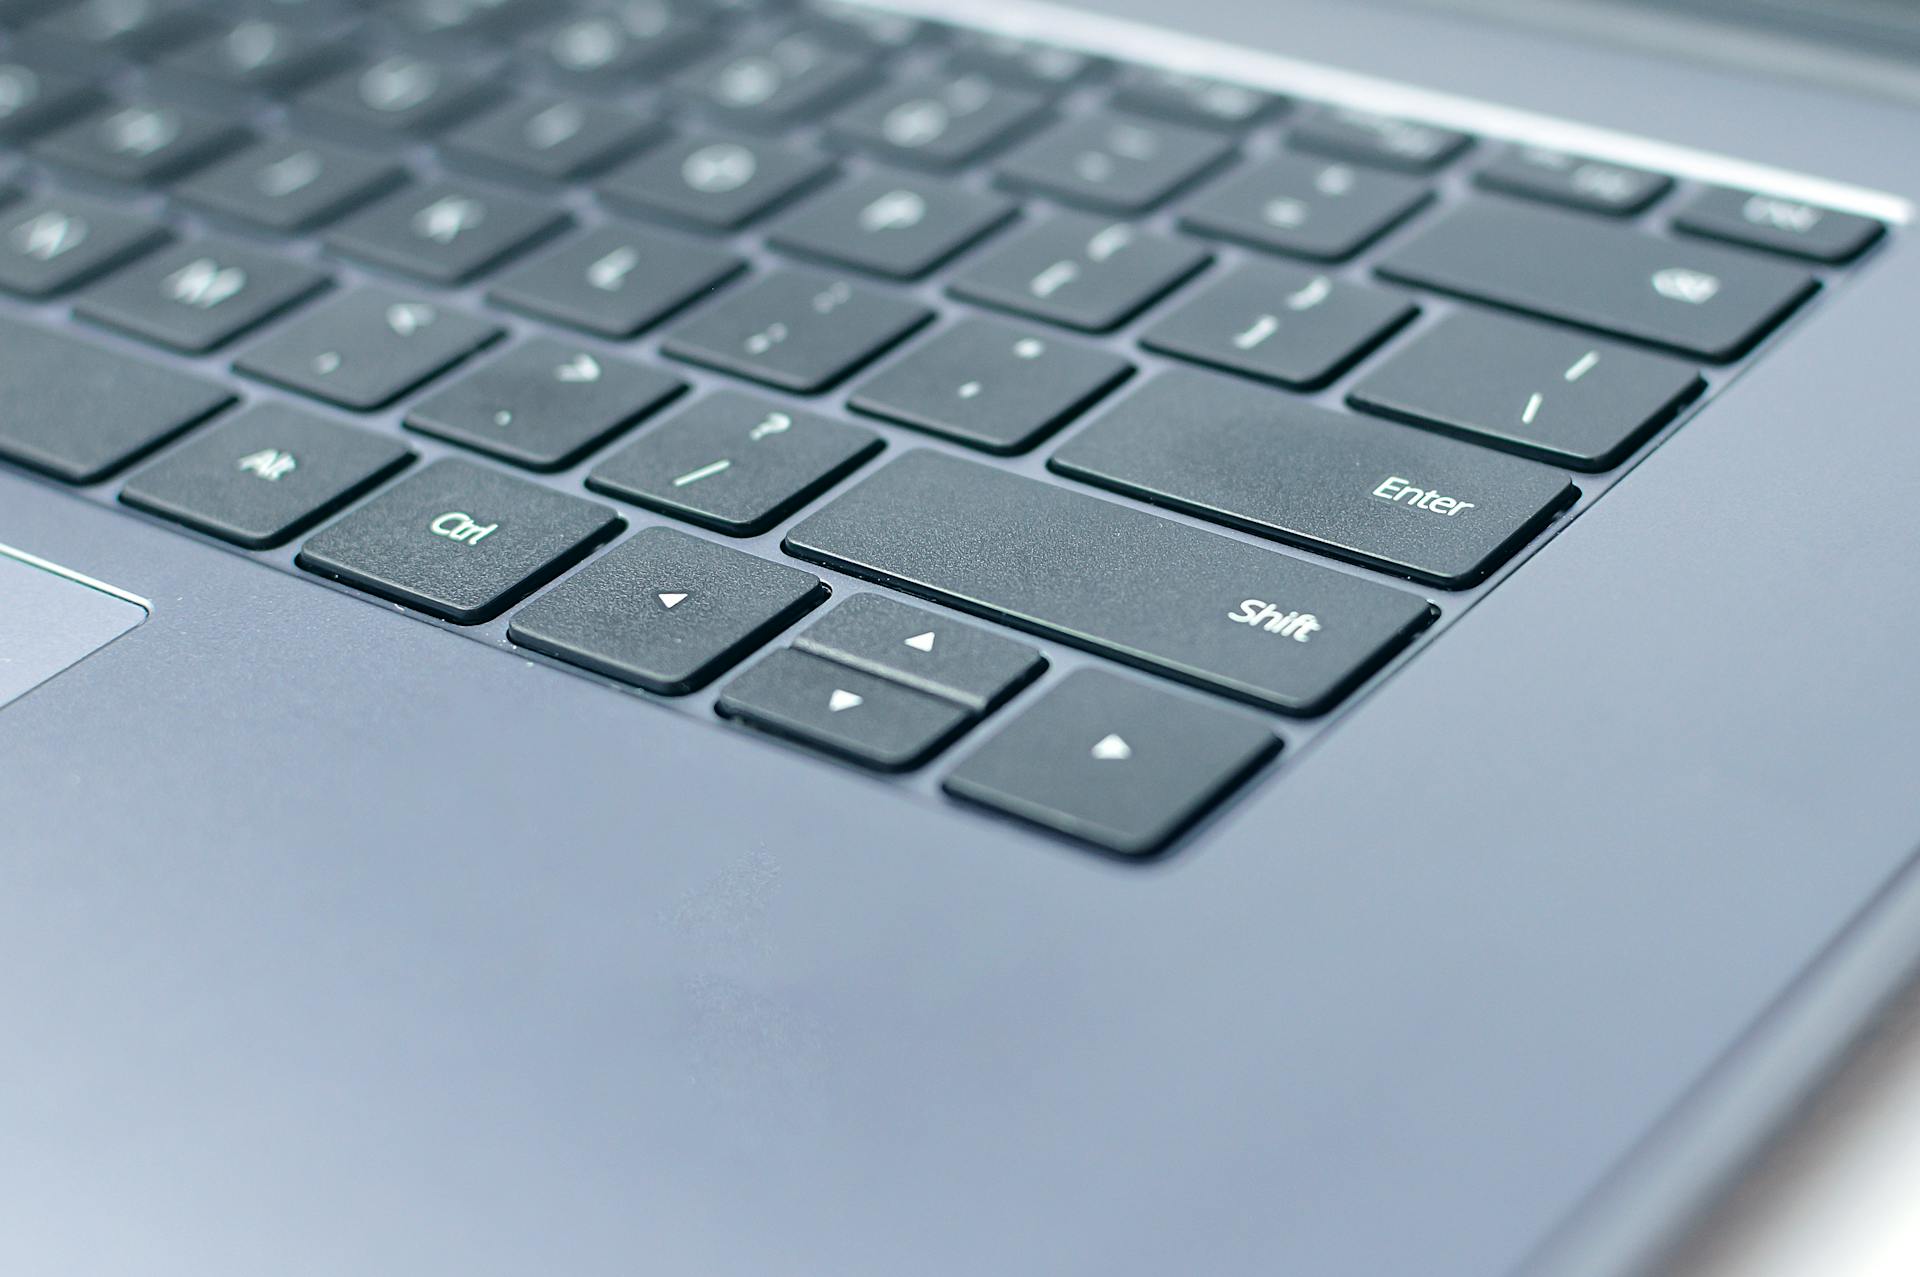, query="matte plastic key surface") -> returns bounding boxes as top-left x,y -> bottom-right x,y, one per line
716,647 -> 974,772
784,450 -> 1437,715
0,192 -> 169,297
1377,198 -> 1819,360
1051,369 -> 1577,588
297,457 -> 622,623
662,268 -> 931,392
943,667 -> 1279,855
793,593 -> 1044,713
488,223 -> 743,338
508,526 -> 826,694
120,403 -> 413,548
0,318 -> 234,482
586,390 -> 881,534
1346,310 -> 1705,470
850,316 -> 1133,453
1673,186 -> 1885,263
76,238 -> 332,353
404,338 -> 686,470
175,137 -> 407,232
235,287 -> 504,410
